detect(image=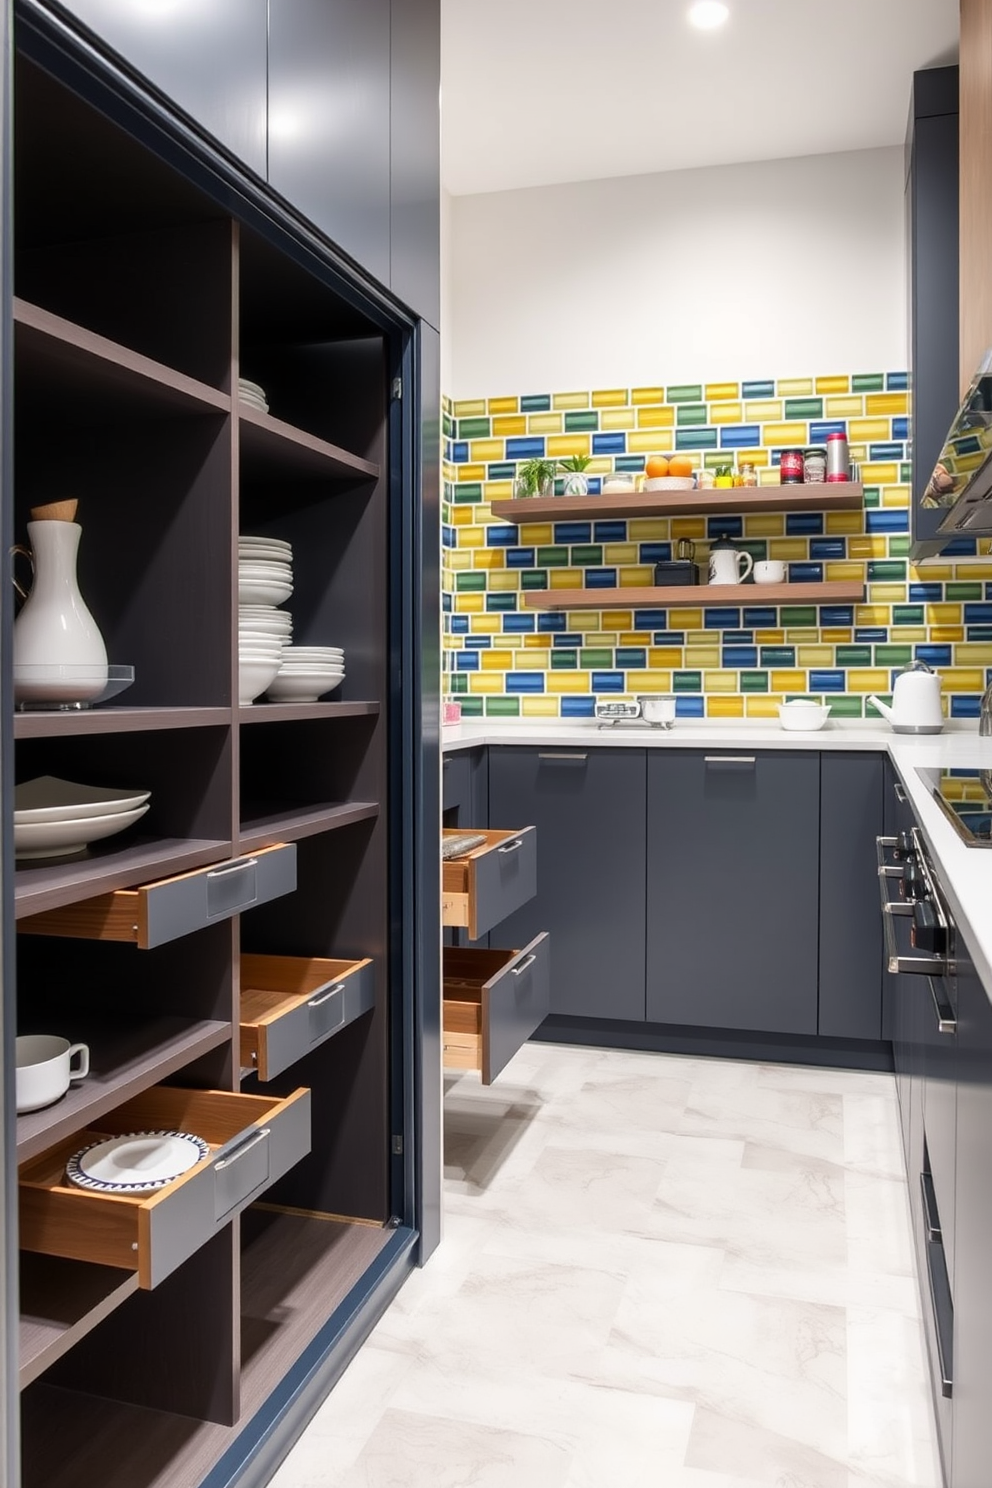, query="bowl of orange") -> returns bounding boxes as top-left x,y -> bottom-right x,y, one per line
643,454 -> 695,491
